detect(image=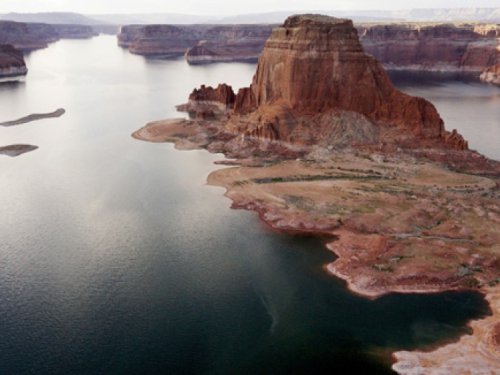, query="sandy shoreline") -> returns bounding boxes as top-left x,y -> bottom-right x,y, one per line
133,117 -> 500,373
